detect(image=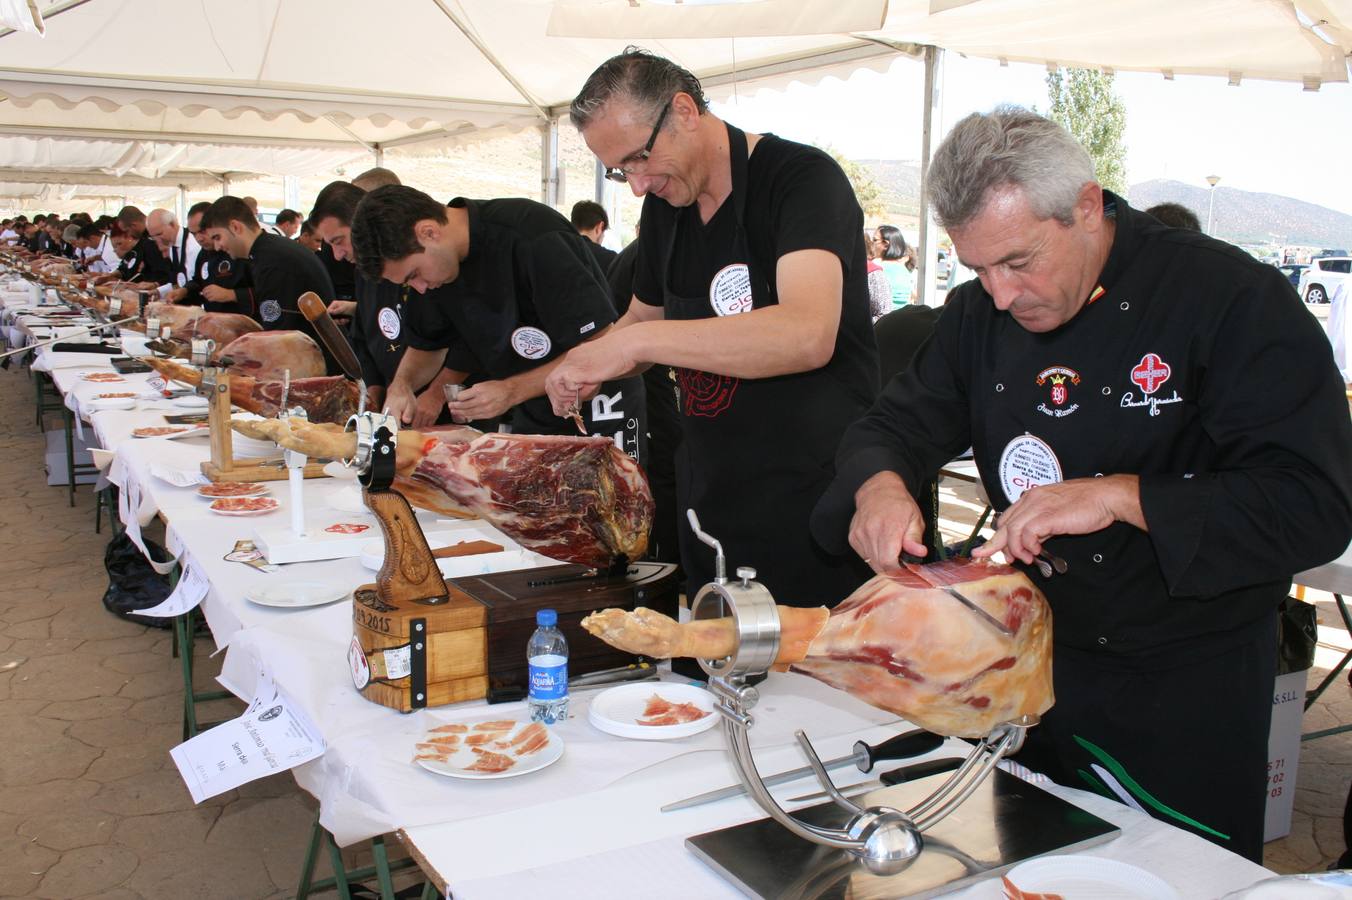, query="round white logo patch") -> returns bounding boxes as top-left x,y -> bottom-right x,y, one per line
217,259 -> 232,275
511,326 -> 551,360
176,272 -> 187,288
709,263 -> 754,317
378,307 -> 401,340
259,299 -> 282,323
997,433 -> 1063,504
